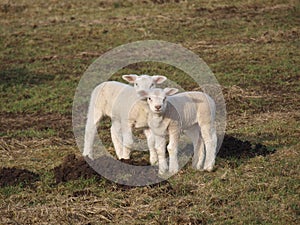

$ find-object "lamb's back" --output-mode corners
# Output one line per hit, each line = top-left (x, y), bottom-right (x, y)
(94, 81), (134, 118)
(167, 91), (214, 129)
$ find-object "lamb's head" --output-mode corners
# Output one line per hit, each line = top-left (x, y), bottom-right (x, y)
(122, 74), (167, 92)
(138, 88), (178, 114)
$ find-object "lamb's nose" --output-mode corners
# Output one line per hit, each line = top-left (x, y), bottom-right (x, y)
(155, 105), (161, 110)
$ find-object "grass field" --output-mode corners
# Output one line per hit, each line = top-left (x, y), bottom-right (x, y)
(0, 0), (299, 224)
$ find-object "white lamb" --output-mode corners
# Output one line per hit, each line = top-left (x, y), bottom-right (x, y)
(83, 74), (167, 160)
(138, 88), (218, 175)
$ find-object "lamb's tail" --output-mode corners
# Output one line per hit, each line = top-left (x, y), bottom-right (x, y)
(83, 83), (106, 159)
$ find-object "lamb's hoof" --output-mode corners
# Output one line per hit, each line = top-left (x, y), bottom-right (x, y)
(204, 166), (215, 172)
(158, 167), (168, 176)
(158, 171), (170, 179)
(158, 170), (167, 176)
(120, 158), (131, 164)
(120, 156), (130, 160)
(83, 154), (94, 161)
(121, 152), (131, 160)
(192, 163), (204, 171)
(169, 166), (179, 175)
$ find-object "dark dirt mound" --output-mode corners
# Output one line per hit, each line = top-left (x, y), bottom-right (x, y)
(119, 158), (150, 166)
(53, 154), (163, 186)
(86, 156), (163, 186)
(53, 154), (101, 184)
(0, 167), (40, 187)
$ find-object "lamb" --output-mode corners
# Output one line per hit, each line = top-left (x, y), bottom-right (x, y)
(138, 88), (218, 175)
(82, 74), (167, 160)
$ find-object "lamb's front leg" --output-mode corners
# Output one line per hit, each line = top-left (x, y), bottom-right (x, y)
(167, 130), (180, 174)
(111, 121), (123, 159)
(83, 100), (103, 159)
(144, 129), (158, 165)
(155, 135), (168, 175)
(121, 123), (134, 159)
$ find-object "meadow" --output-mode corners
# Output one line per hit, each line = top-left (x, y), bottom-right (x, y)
(0, 0), (299, 224)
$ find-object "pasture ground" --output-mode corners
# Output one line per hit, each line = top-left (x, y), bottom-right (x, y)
(0, 0), (299, 224)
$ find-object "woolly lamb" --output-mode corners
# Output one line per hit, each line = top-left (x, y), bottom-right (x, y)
(138, 88), (218, 174)
(83, 74), (167, 160)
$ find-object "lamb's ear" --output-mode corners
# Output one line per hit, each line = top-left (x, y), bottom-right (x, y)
(152, 75), (167, 84)
(137, 90), (149, 99)
(122, 74), (138, 83)
(164, 88), (178, 96)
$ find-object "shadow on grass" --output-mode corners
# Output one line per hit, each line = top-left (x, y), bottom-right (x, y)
(215, 134), (276, 169)
(218, 134), (276, 159)
(0, 67), (55, 88)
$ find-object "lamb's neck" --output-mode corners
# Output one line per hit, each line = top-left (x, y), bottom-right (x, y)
(151, 112), (164, 119)
(149, 112), (165, 127)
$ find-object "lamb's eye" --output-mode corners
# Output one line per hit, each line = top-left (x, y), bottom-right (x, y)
(148, 97), (152, 101)
(150, 84), (154, 88)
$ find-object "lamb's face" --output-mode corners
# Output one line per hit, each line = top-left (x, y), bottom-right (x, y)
(122, 74), (167, 92)
(134, 75), (156, 92)
(146, 89), (167, 114)
(138, 88), (179, 114)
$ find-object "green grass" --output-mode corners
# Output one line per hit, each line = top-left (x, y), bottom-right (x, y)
(0, 0), (299, 224)
(0, 128), (57, 139)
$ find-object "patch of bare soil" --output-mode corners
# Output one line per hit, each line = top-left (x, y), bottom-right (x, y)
(53, 154), (101, 184)
(53, 154), (163, 186)
(0, 167), (39, 187)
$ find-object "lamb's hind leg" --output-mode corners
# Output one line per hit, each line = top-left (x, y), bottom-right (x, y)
(201, 124), (217, 171)
(186, 125), (205, 170)
(83, 94), (103, 159)
(83, 117), (98, 159)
